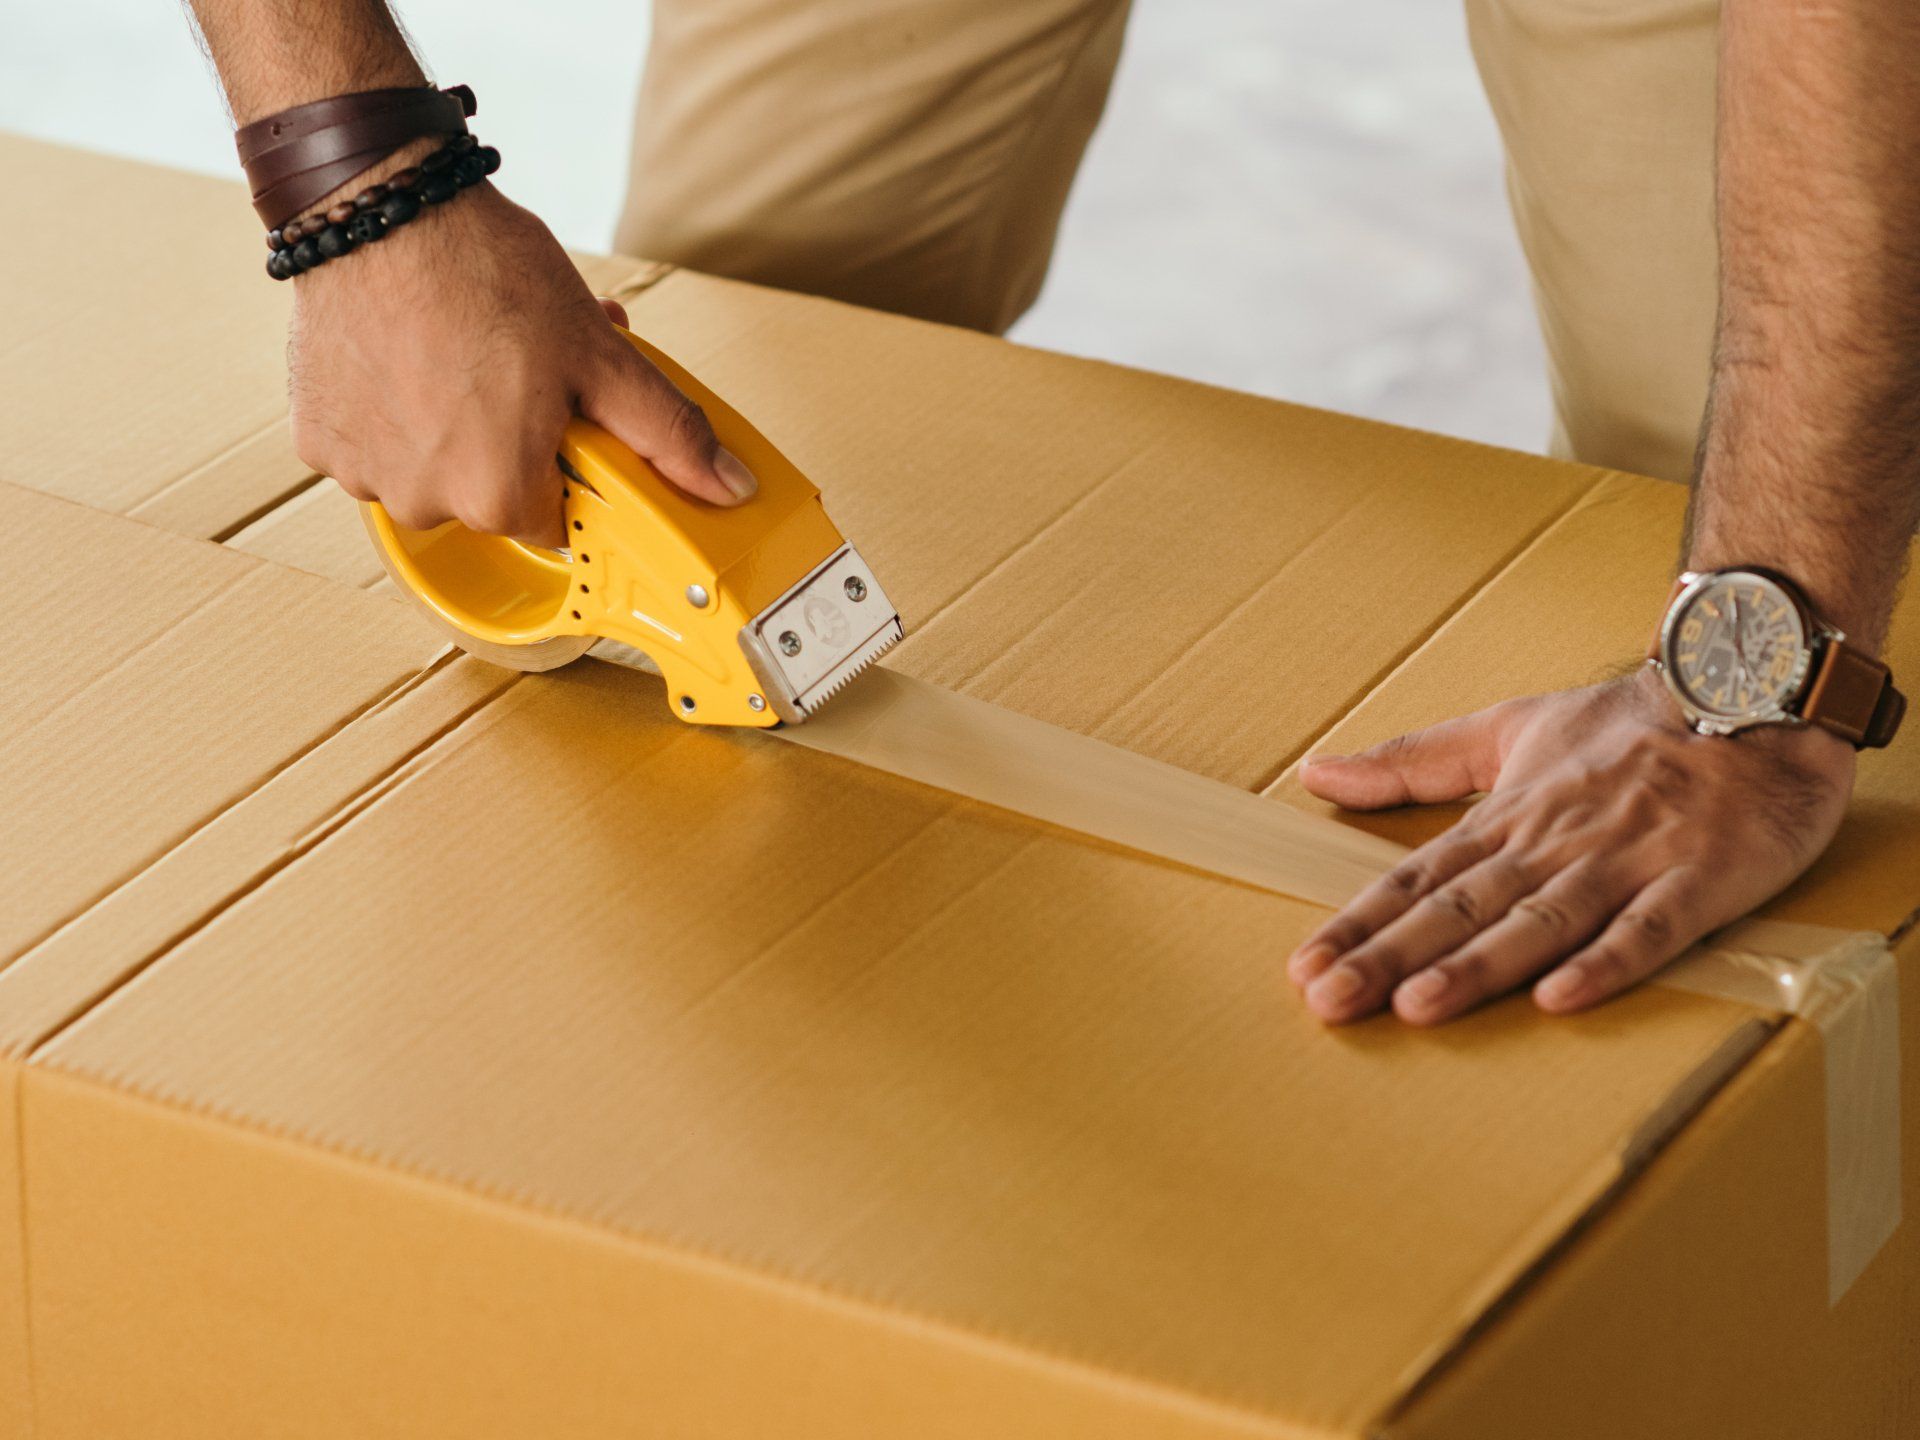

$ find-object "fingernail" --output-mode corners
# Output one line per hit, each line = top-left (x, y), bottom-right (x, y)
(1308, 965), (1365, 1010)
(1306, 753), (1347, 767)
(714, 446), (758, 500)
(1287, 943), (1335, 985)
(1398, 969), (1450, 1008)
(1535, 969), (1584, 1010)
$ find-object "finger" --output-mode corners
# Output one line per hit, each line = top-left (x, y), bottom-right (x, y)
(1299, 706), (1516, 811)
(579, 342), (757, 507)
(1288, 823), (1500, 986)
(1388, 857), (1636, 1025)
(1302, 851), (1541, 1019)
(378, 493), (455, 533)
(1533, 871), (1711, 1014)
(597, 296), (630, 328)
(499, 456), (569, 550)
(519, 457), (570, 549)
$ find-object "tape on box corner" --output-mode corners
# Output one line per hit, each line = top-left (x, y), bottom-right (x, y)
(1662, 920), (1902, 1305)
(590, 654), (1902, 1305)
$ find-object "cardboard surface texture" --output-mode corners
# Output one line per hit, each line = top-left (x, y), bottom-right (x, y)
(2, 139), (1917, 1439)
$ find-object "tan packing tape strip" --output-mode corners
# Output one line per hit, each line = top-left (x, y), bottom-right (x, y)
(779, 667), (1409, 907)
(776, 667), (1902, 1305)
(1662, 919), (1903, 1304)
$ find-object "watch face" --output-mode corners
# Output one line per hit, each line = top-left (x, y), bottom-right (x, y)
(1666, 571), (1810, 721)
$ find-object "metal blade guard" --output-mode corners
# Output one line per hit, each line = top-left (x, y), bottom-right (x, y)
(362, 326), (903, 727)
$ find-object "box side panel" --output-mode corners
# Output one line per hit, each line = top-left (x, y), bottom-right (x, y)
(1391, 927), (1915, 1440)
(0, 1061), (27, 1440)
(20, 1071), (1308, 1440)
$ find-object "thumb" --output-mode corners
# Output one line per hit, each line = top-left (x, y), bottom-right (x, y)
(1298, 707), (1512, 810)
(579, 341), (758, 507)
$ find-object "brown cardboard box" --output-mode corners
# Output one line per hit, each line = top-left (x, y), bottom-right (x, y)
(1, 138), (1914, 1438)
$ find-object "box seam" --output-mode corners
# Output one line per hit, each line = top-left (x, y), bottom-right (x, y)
(119, 412), (293, 533)
(1256, 472), (1634, 794)
(12, 659), (527, 1063)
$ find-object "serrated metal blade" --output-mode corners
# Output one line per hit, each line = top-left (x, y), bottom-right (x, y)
(738, 544), (904, 723)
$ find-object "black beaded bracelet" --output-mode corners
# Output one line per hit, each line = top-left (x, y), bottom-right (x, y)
(264, 133), (500, 281)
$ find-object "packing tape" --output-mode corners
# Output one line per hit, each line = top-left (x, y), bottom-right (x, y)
(778, 667), (1409, 907)
(777, 667), (1902, 1306)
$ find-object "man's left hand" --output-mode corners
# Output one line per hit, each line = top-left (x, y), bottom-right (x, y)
(1288, 668), (1855, 1025)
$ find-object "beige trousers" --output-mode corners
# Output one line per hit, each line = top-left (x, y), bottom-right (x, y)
(616, 0), (1718, 484)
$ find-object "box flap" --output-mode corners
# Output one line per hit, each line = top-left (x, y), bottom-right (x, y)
(0, 483), (456, 975)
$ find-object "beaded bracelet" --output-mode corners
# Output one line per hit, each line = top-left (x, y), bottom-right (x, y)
(264, 133), (500, 281)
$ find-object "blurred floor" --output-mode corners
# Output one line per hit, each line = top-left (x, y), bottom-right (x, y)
(4, 1), (1549, 452)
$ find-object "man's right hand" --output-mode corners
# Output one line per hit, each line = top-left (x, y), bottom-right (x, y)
(287, 176), (757, 549)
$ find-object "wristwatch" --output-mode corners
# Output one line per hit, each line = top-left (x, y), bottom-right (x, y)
(1647, 566), (1905, 747)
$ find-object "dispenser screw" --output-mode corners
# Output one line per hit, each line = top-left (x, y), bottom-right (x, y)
(779, 631), (802, 656)
(685, 584), (710, 608)
(844, 576), (867, 602)
(748, 694), (766, 712)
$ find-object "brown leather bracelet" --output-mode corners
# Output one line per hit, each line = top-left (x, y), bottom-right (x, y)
(235, 84), (476, 230)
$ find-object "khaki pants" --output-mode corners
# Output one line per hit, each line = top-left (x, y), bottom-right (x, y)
(616, 0), (1718, 484)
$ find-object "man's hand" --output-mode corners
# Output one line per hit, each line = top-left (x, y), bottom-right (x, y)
(181, 0), (754, 549)
(290, 179), (756, 548)
(1286, 669), (1855, 1025)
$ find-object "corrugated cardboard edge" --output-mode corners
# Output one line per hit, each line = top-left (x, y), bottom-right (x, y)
(20, 1067), (1341, 1440)
(1367, 1006), (1783, 1436)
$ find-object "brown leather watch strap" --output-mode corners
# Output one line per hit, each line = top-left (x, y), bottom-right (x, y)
(236, 84), (476, 229)
(1803, 640), (1906, 748)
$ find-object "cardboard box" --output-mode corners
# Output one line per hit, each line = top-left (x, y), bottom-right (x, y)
(1, 139), (1914, 1438)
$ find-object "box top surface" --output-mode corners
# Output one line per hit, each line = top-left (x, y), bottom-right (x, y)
(8, 140), (1916, 1438)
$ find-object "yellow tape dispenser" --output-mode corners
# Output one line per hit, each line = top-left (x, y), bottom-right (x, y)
(363, 328), (903, 727)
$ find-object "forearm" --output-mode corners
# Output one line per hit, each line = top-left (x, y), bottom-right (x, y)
(185, 0), (424, 124)
(1686, 0), (1920, 653)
